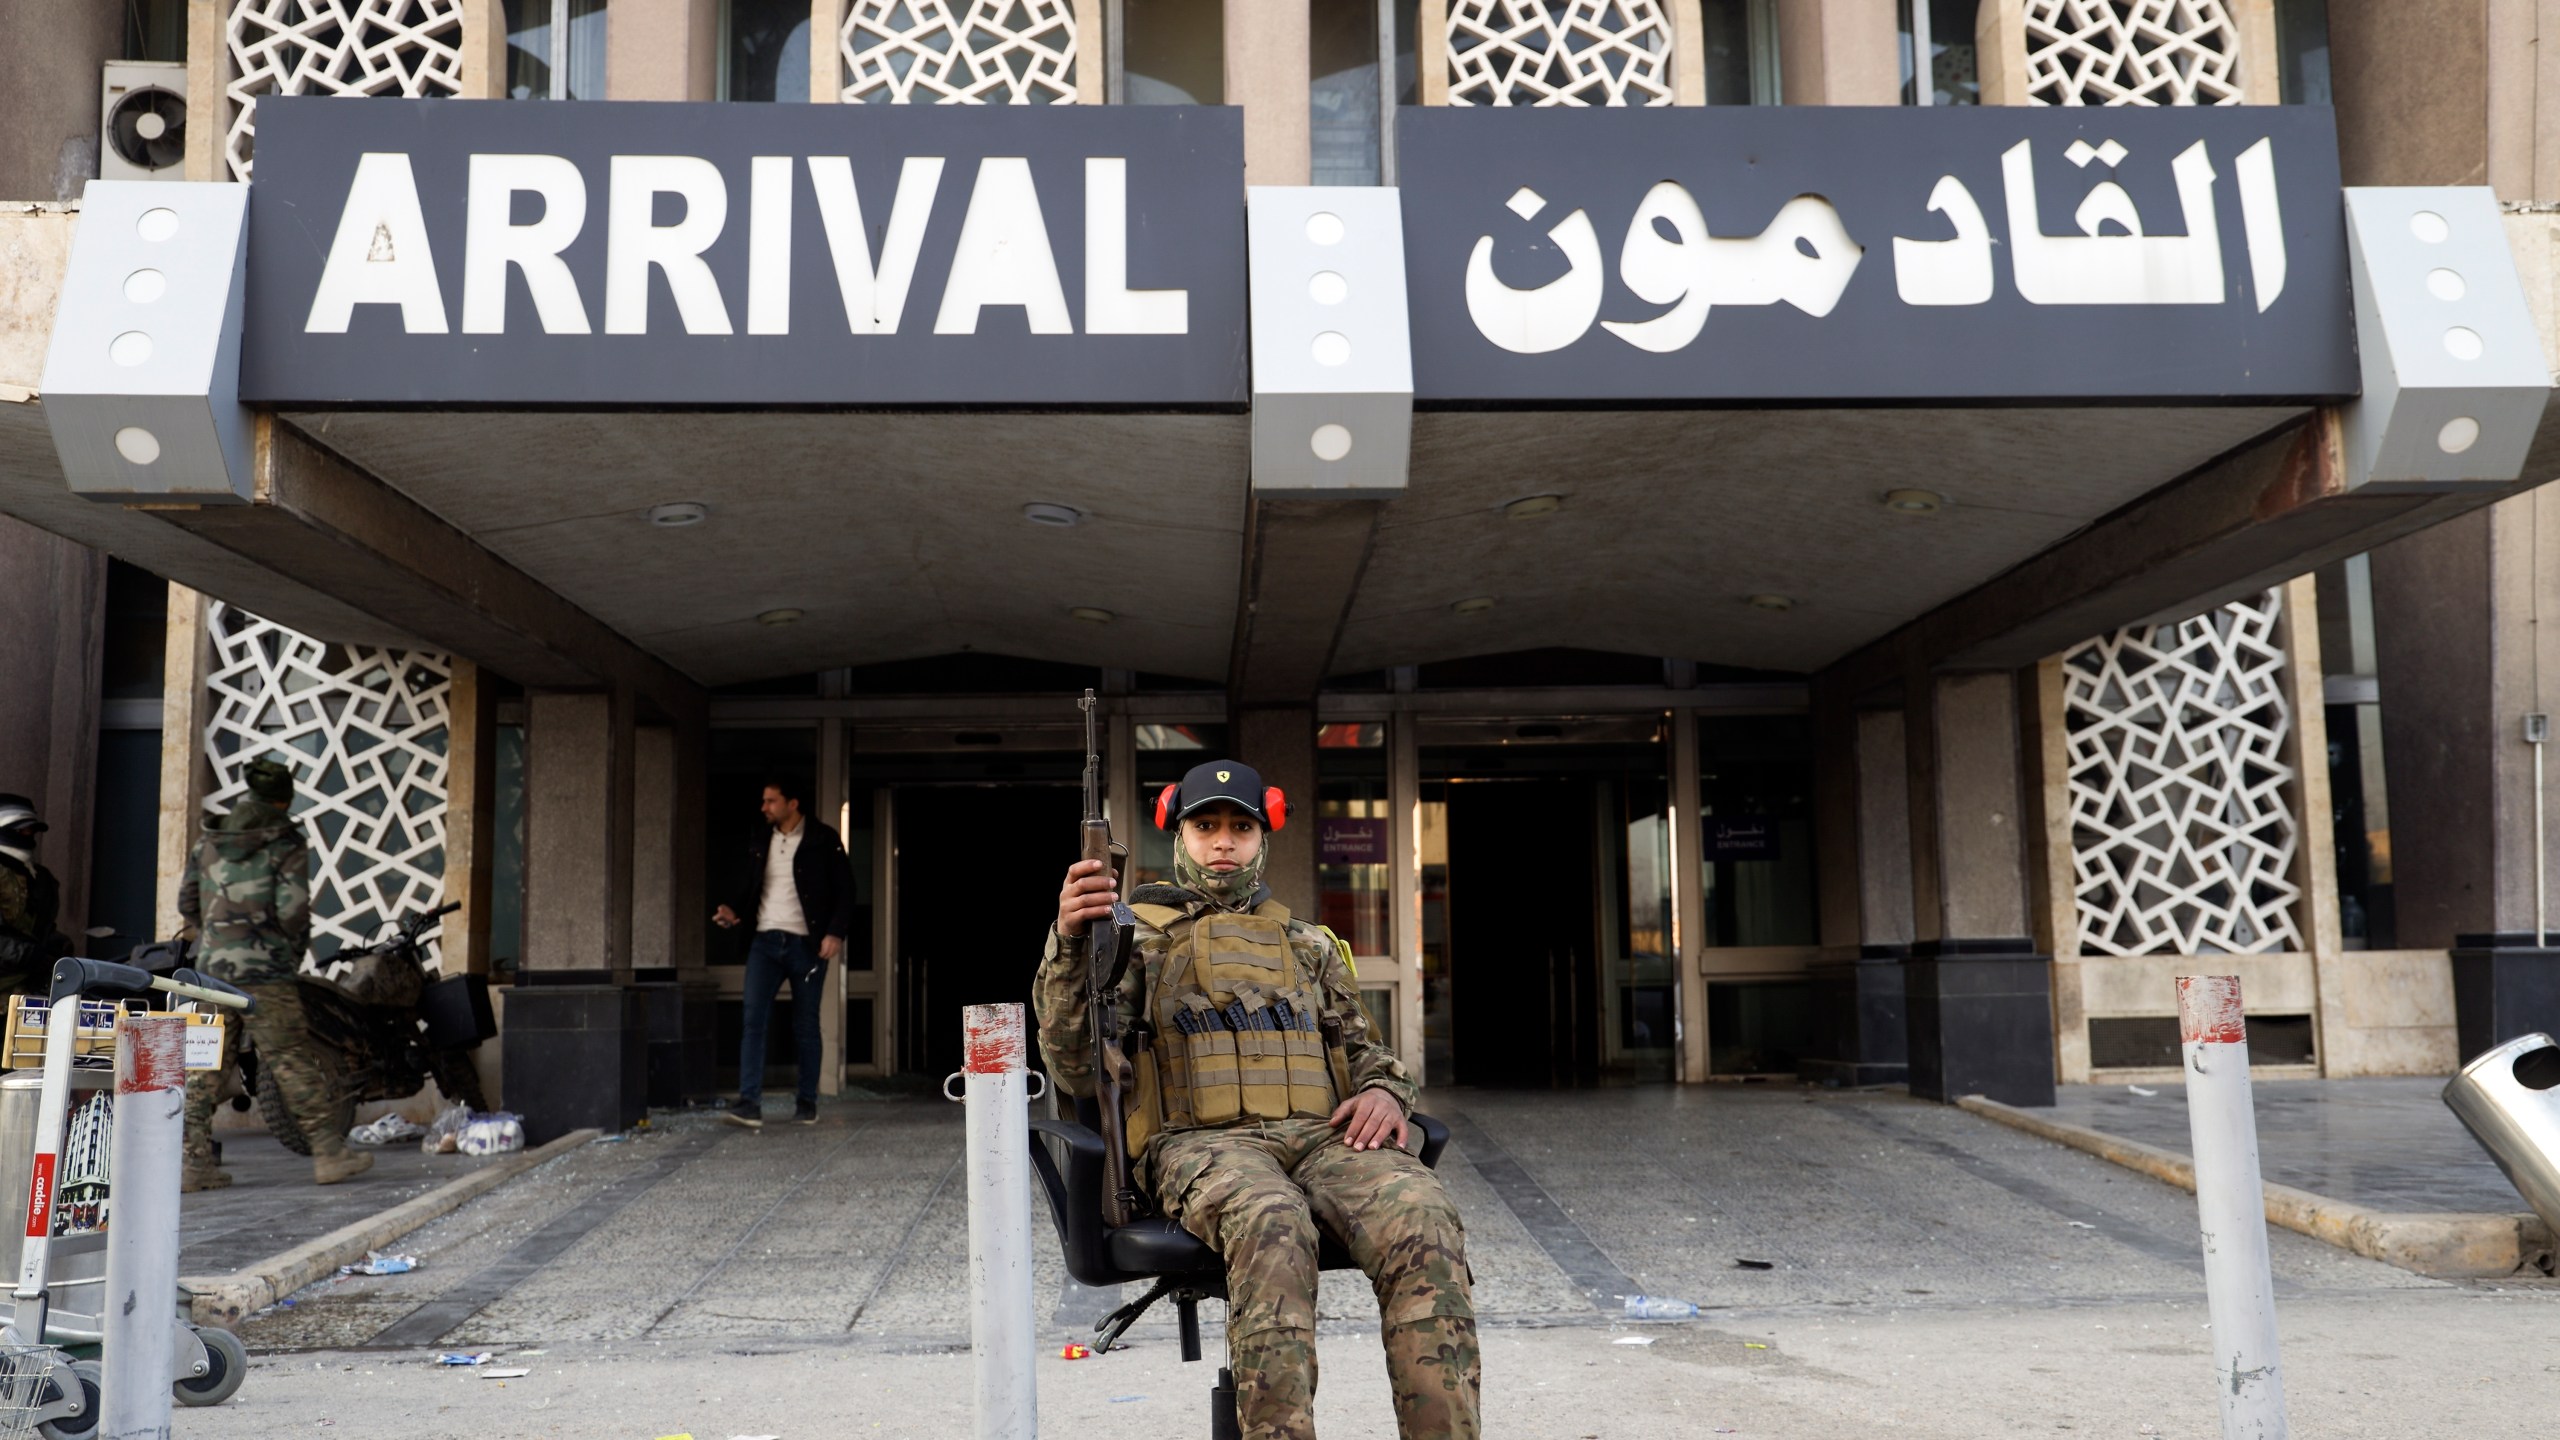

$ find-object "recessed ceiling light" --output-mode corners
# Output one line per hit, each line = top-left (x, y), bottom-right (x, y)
(1023, 502), (1083, 528)
(1882, 488), (1944, 515)
(1451, 596), (1497, 615)
(1069, 606), (1115, 624)
(756, 608), (803, 626)
(647, 501), (709, 527)
(1503, 494), (1563, 520)
(1746, 594), (1794, 612)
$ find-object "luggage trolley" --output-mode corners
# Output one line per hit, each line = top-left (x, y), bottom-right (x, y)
(0, 958), (255, 1437)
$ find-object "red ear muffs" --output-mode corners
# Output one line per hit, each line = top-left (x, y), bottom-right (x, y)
(1154, 783), (1180, 831)
(1264, 787), (1287, 831)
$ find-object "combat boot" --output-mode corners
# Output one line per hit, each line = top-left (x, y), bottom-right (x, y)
(313, 1149), (374, 1185)
(182, 1165), (232, 1193)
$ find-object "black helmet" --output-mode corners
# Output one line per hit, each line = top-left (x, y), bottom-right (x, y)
(0, 793), (44, 840)
(1152, 761), (1287, 832)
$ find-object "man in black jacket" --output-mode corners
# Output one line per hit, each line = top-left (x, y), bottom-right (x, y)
(713, 777), (854, 1127)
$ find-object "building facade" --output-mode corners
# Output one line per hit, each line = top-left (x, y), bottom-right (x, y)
(3, 0), (2557, 1140)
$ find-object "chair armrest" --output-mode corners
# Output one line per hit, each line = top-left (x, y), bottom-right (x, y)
(1411, 1111), (1449, 1170)
(1028, 1116), (1125, 1289)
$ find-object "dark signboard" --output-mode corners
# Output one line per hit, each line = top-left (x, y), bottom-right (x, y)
(241, 98), (1246, 407)
(1319, 818), (1388, 865)
(1397, 105), (2356, 405)
(1706, 818), (1780, 862)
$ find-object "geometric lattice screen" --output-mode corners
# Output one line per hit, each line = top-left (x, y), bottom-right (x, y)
(1445, 0), (1675, 107)
(2022, 0), (2243, 106)
(840, 0), (1082, 104)
(202, 604), (452, 973)
(222, 0), (466, 181)
(2062, 589), (2302, 956)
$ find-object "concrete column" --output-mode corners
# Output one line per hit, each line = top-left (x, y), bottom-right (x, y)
(1234, 705), (1318, 917)
(1799, 680), (1913, 1088)
(2372, 490), (2560, 1057)
(152, 585), (213, 936)
(1671, 709), (1707, 1083)
(1973, 0), (2029, 105)
(1669, 0), (1708, 104)
(631, 723), (678, 976)
(1225, 0), (1310, 187)
(439, 660), (500, 976)
(2271, 577), (2348, 1074)
(815, 717), (845, 1097)
(1901, 668), (2054, 1105)
(523, 688), (637, 977)
(609, 0), (721, 101)
(0, 0), (121, 201)
(1388, 705), (1426, 1083)
(1772, 0), (1899, 104)
(459, 0), (510, 98)
(0, 516), (107, 938)
(2325, 0), (2490, 188)
(1854, 708), (1916, 948)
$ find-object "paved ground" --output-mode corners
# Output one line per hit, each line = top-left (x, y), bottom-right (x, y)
(2044, 1077), (2521, 1214)
(180, 1130), (497, 1277)
(148, 1084), (2560, 1437)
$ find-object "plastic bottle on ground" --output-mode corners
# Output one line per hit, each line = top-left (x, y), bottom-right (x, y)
(1623, 1295), (1699, 1320)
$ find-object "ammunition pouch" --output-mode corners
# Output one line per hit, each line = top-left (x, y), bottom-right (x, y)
(1123, 898), (1342, 1157)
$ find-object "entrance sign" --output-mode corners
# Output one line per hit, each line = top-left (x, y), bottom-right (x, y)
(242, 98), (1245, 406)
(1397, 106), (2356, 405)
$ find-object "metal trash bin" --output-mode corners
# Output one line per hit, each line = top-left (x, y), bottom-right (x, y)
(0, 1068), (114, 1343)
(2442, 1031), (2560, 1236)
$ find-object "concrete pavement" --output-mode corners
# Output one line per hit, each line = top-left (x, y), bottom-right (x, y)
(159, 1086), (2560, 1436)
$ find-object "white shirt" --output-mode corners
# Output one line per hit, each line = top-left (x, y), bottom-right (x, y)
(757, 819), (809, 935)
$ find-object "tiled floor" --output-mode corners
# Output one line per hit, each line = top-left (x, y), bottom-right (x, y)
(2044, 1076), (2527, 1214)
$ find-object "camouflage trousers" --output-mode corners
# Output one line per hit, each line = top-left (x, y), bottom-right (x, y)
(184, 982), (347, 1164)
(1153, 1116), (1479, 1440)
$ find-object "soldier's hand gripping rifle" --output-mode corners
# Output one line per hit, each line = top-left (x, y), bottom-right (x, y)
(1079, 690), (1145, 1227)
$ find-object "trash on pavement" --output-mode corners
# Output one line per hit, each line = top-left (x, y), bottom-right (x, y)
(460, 1112), (526, 1156)
(478, 1367), (532, 1379)
(1623, 1295), (1700, 1319)
(2067, 1220), (2097, 1230)
(340, 1252), (420, 1276)
(2127, 1085), (2159, 1097)
(420, 1100), (472, 1154)
(1744, 1343), (1769, 1350)
(1733, 1258), (1775, 1270)
(1612, 1336), (1656, 1346)
(350, 1113), (427, 1146)
(1108, 1396), (1146, 1403)
(1059, 1344), (1091, 1360)
(436, 1352), (494, 1366)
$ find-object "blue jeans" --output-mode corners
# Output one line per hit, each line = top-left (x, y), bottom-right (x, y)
(738, 930), (824, 1107)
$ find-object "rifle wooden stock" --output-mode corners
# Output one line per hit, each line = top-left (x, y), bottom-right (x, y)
(1078, 692), (1143, 1229)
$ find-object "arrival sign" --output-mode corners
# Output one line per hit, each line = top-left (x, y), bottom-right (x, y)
(1397, 105), (2357, 405)
(240, 97), (1246, 406)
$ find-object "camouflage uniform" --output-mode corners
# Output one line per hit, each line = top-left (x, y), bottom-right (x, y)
(178, 762), (353, 1174)
(0, 852), (67, 999)
(1035, 873), (1480, 1440)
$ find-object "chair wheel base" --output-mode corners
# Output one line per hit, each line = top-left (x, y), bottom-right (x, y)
(1210, 1366), (1240, 1440)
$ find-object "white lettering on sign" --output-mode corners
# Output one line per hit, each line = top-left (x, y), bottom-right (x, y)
(303, 151), (1188, 339)
(306, 152), (450, 334)
(1468, 136), (2295, 353)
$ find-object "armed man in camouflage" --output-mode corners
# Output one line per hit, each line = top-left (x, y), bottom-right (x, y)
(1035, 760), (1478, 1440)
(0, 794), (70, 999)
(178, 758), (373, 1189)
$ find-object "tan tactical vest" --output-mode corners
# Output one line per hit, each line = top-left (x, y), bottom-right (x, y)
(1121, 896), (1353, 1159)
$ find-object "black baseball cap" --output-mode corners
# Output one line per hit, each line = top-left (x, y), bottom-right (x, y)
(1159, 760), (1282, 830)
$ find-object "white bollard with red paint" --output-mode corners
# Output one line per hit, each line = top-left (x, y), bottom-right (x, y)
(2176, 975), (2289, 1440)
(101, 1014), (187, 1440)
(954, 1003), (1039, 1440)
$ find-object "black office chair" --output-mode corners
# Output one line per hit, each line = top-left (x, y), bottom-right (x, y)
(1028, 1097), (1451, 1439)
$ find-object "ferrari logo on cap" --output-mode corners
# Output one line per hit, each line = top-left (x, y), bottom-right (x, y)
(1216, 770), (1231, 782)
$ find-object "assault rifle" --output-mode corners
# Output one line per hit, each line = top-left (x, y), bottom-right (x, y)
(1079, 690), (1145, 1227)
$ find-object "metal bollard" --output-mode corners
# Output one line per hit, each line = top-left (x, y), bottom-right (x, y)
(2177, 975), (2289, 1440)
(2442, 1031), (2560, 1237)
(950, 1003), (1041, 1440)
(100, 1015), (186, 1440)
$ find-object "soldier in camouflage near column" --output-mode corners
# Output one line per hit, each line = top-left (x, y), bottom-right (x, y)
(1034, 760), (1479, 1440)
(178, 757), (373, 1190)
(0, 794), (71, 999)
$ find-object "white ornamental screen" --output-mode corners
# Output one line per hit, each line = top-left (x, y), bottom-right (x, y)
(841, 0), (1081, 104)
(1446, 0), (1675, 107)
(2022, 0), (2242, 106)
(202, 604), (452, 973)
(2063, 589), (2302, 957)
(223, 0), (467, 181)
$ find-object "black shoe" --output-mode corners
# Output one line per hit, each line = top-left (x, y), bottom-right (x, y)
(793, 1099), (819, 1125)
(722, 1098), (764, 1130)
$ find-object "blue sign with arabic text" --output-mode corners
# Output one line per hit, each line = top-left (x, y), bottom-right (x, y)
(1397, 106), (2355, 405)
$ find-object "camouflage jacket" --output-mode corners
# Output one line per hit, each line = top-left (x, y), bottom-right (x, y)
(177, 799), (311, 984)
(0, 854), (66, 992)
(1032, 883), (1416, 1124)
